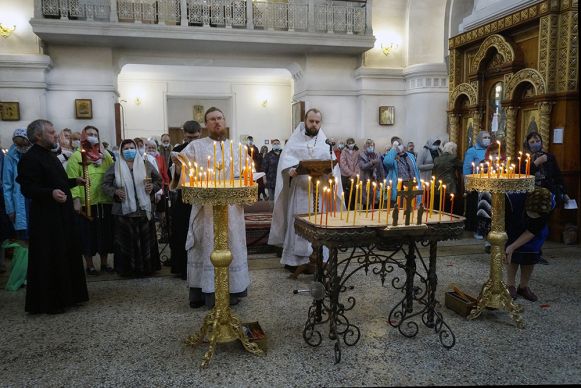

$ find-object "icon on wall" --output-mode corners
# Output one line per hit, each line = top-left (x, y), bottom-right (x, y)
(379, 106), (395, 126)
(193, 105), (204, 123)
(75, 99), (93, 119)
(0, 102), (20, 121)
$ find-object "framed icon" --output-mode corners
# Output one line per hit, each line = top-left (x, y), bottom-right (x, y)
(379, 106), (395, 125)
(75, 99), (93, 119)
(193, 105), (204, 123)
(0, 102), (20, 121)
(291, 101), (305, 131)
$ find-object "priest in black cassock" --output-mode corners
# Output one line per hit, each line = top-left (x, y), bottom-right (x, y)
(169, 120), (202, 279)
(17, 119), (89, 314)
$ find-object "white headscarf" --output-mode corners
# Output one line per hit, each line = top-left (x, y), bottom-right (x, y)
(114, 140), (152, 220)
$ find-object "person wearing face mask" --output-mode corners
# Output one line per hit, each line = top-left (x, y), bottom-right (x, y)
(71, 131), (82, 151)
(383, 136), (422, 204)
(102, 139), (162, 277)
(339, 137), (360, 208)
(462, 130), (491, 233)
(66, 126), (115, 276)
(2, 129), (32, 245)
(417, 137), (442, 182)
(146, 139), (170, 243)
(269, 108), (343, 278)
(262, 139), (283, 200)
(56, 128), (73, 167)
(358, 139), (385, 209)
(524, 132), (568, 206)
(158, 133), (172, 168)
(16, 119), (89, 314)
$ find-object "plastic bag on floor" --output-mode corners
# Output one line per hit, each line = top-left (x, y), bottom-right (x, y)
(2, 240), (28, 291)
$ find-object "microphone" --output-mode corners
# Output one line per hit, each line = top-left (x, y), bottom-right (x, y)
(293, 282), (326, 301)
(325, 138), (333, 146)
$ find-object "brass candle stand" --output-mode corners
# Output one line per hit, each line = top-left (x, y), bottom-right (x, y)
(181, 183), (263, 367)
(464, 175), (535, 327)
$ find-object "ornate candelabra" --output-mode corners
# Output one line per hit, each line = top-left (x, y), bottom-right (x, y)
(464, 175), (535, 327)
(182, 183), (263, 367)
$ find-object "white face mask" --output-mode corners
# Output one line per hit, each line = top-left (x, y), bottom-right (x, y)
(482, 138), (491, 147)
(162, 142), (171, 148)
(86, 135), (99, 145)
(272, 144), (281, 151)
(347, 143), (355, 149)
(138, 147), (145, 155)
(72, 140), (81, 148)
(397, 144), (405, 153)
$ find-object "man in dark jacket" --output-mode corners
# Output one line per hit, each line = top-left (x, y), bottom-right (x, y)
(262, 139), (282, 200)
(17, 119), (88, 314)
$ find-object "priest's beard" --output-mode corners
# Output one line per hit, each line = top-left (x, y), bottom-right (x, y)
(305, 125), (319, 138)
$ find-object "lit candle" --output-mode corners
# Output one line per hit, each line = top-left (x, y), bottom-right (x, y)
(204, 171), (208, 188)
(346, 178), (354, 223)
(438, 181), (443, 221)
(429, 177), (435, 215)
(320, 187), (326, 226)
(365, 179), (371, 217)
(230, 157), (234, 186)
(340, 192), (344, 220)
(315, 180), (320, 221)
(239, 143), (243, 186)
(526, 153), (531, 175)
(334, 177), (339, 217)
(180, 162), (186, 187)
(353, 182), (358, 225)
(439, 184), (446, 222)
(397, 179), (402, 208)
(359, 182), (363, 216)
(371, 182), (377, 221)
(308, 176), (312, 221)
(213, 142), (217, 172)
(250, 162), (255, 185)
(518, 151), (522, 176)
(386, 185), (392, 223)
(378, 183), (384, 223)
(450, 193), (455, 220)
(325, 188), (329, 226)
(497, 140), (502, 160)
(471, 162), (475, 175)
(487, 161), (491, 178)
(188, 169), (194, 187)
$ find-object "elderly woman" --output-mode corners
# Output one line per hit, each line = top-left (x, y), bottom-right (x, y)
(102, 139), (162, 277)
(416, 136), (442, 182)
(358, 138), (385, 208)
(56, 128), (74, 167)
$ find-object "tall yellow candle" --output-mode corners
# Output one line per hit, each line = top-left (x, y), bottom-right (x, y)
(213, 141), (217, 172)
(315, 180), (320, 221)
(378, 183), (384, 223)
(346, 178), (354, 223)
(340, 192), (344, 220)
(180, 163), (186, 186)
(308, 176), (312, 221)
(429, 178), (435, 216)
(365, 179), (371, 216)
(397, 179), (402, 208)
(230, 157), (234, 186)
(353, 183), (359, 225)
(239, 143), (243, 185)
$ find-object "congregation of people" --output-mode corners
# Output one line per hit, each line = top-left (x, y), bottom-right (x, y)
(0, 107), (568, 314)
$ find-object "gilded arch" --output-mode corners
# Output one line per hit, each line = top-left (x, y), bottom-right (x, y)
(503, 68), (547, 101)
(449, 82), (478, 110)
(470, 34), (516, 74)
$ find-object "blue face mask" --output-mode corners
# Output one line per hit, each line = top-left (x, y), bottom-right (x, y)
(367, 147), (374, 154)
(529, 142), (542, 153)
(123, 149), (137, 161)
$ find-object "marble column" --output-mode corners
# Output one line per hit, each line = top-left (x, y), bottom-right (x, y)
(538, 102), (553, 150)
(505, 107), (517, 158)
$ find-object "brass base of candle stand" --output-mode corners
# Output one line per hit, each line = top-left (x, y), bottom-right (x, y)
(464, 175), (535, 328)
(182, 185), (263, 367)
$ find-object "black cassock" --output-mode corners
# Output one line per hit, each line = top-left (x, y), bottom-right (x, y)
(17, 144), (89, 313)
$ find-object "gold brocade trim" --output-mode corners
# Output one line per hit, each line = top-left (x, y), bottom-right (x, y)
(469, 34), (516, 74)
(449, 82), (478, 110)
(504, 68), (547, 100)
(464, 175), (535, 193)
(182, 185), (258, 206)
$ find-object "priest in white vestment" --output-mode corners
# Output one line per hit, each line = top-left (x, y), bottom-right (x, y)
(268, 108), (342, 272)
(177, 107), (249, 308)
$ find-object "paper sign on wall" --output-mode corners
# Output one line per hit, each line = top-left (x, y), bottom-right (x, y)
(553, 128), (564, 144)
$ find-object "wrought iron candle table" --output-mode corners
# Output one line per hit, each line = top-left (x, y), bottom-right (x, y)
(294, 208), (465, 363)
(182, 182), (263, 367)
(464, 174), (535, 328)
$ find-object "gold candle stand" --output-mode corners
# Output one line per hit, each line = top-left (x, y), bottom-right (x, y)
(464, 175), (535, 328)
(182, 183), (263, 367)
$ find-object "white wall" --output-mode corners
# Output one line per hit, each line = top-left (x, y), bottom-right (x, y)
(407, 0), (447, 65)
(0, 0), (40, 55)
(167, 97), (231, 129)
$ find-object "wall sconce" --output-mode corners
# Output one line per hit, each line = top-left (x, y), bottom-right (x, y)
(0, 23), (16, 38)
(134, 97), (142, 106)
(261, 99), (268, 108)
(381, 42), (399, 56)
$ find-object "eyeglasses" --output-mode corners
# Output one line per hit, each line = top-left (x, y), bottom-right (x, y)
(207, 116), (224, 122)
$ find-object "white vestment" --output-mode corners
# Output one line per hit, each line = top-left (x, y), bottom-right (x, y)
(179, 137), (250, 293)
(268, 123), (343, 266)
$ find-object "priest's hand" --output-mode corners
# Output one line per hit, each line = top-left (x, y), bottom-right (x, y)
(52, 189), (67, 203)
(289, 168), (298, 177)
(73, 198), (81, 213)
(75, 177), (86, 186)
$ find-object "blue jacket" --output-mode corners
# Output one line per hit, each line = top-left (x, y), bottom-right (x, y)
(382, 149), (422, 202)
(462, 144), (487, 175)
(2, 145), (28, 231)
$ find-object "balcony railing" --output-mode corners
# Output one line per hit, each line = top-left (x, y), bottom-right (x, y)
(37, 0), (368, 34)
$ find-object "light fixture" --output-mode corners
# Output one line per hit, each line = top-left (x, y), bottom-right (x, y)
(381, 42), (398, 56)
(0, 23), (16, 38)
(261, 99), (268, 108)
(134, 97), (142, 106)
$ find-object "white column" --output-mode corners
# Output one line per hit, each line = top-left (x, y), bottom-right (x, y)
(34, 0), (42, 18)
(180, 0), (188, 26)
(308, 0), (315, 32)
(110, 0), (118, 22)
(246, 0), (254, 29)
(365, 0), (373, 35)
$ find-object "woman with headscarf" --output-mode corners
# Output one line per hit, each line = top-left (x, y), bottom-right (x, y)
(417, 136), (442, 182)
(71, 131), (82, 151)
(462, 130), (492, 232)
(66, 126), (115, 275)
(102, 139), (162, 277)
(56, 128), (73, 167)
